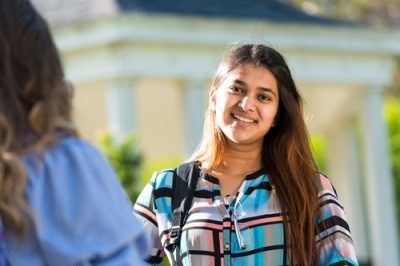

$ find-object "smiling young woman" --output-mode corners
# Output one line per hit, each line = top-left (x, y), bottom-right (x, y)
(135, 44), (358, 266)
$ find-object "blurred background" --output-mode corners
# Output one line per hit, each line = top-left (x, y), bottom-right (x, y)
(31, 0), (400, 265)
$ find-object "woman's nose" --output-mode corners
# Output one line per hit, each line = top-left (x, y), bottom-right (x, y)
(238, 96), (255, 112)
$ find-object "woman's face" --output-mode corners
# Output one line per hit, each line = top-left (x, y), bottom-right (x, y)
(211, 63), (279, 148)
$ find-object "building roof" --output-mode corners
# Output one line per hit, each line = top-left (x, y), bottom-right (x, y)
(116, 0), (348, 25)
(32, 0), (118, 26)
(32, 0), (349, 27)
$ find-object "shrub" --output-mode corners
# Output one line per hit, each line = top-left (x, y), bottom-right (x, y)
(97, 132), (143, 202)
(385, 98), (400, 223)
(310, 134), (328, 173)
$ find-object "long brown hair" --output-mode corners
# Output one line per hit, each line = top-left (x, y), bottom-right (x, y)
(190, 44), (320, 264)
(0, 0), (77, 237)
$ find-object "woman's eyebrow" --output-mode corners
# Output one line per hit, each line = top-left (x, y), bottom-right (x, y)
(233, 79), (246, 86)
(233, 79), (276, 96)
(259, 87), (276, 96)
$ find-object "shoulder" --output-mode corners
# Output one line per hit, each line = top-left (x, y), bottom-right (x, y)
(47, 137), (104, 160)
(20, 136), (132, 218)
(21, 137), (121, 201)
(314, 173), (346, 223)
(22, 137), (108, 174)
(151, 167), (176, 191)
(136, 167), (176, 205)
(137, 161), (199, 208)
(151, 161), (199, 190)
(315, 172), (339, 198)
(136, 168), (176, 216)
(22, 137), (101, 162)
(314, 173), (346, 216)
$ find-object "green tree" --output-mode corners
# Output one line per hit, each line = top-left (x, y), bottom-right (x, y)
(385, 98), (400, 222)
(287, 0), (400, 27)
(97, 133), (143, 202)
(310, 134), (328, 173)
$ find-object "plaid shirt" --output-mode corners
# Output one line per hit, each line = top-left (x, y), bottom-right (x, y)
(135, 165), (358, 266)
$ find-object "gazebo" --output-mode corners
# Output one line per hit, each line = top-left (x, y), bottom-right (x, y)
(33, 0), (400, 265)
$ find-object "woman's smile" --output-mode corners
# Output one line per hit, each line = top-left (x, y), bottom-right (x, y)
(231, 113), (257, 124)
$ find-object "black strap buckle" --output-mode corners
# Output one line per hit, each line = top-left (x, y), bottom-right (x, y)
(169, 226), (181, 240)
(164, 226), (181, 252)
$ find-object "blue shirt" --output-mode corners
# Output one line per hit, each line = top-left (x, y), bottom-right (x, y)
(5, 137), (149, 265)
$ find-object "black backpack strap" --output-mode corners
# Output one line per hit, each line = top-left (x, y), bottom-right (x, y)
(164, 161), (200, 265)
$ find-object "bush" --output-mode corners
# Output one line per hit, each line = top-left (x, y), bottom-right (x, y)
(97, 132), (143, 202)
(310, 134), (328, 173)
(384, 98), (400, 223)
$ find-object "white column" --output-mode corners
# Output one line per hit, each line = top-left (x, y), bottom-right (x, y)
(182, 79), (207, 156)
(106, 78), (137, 138)
(361, 88), (400, 266)
(326, 123), (370, 263)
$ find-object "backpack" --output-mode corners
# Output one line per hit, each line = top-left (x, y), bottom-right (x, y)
(163, 162), (200, 266)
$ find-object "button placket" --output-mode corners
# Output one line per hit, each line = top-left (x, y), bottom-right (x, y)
(214, 198), (232, 266)
(223, 225), (231, 266)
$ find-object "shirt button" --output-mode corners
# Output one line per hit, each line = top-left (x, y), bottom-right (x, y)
(225, 243), (230, 250)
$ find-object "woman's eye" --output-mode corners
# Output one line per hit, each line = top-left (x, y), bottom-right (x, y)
(230, 86), (243, 93)
(259, 94), (271, 101)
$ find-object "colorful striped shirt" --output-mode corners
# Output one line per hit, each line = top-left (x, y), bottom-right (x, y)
(134, 165), (358, 266)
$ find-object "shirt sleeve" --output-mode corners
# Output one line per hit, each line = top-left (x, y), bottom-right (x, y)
(134, 171), (166, 265)
(18, 137), (150, 266)
(315, 173), (359, 266)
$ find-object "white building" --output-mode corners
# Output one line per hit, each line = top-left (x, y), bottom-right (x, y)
(32, 0), (400, 265)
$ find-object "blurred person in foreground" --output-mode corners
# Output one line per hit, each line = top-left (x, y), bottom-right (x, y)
(0, 0), (149, 264)
(135, 44), (358, 265)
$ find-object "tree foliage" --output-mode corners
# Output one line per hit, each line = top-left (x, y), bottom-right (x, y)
(385, 97), (400, 221)
(97, 133), (143, 202)
(287, 0), (400, 27)
(310, 134), (328, 173)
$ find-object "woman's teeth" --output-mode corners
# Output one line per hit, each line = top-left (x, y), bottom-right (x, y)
(233, 114), (255, 123)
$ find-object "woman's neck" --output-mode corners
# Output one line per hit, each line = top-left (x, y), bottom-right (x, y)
(207, 143), (262, 197)
(212, 142), (262, 178)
